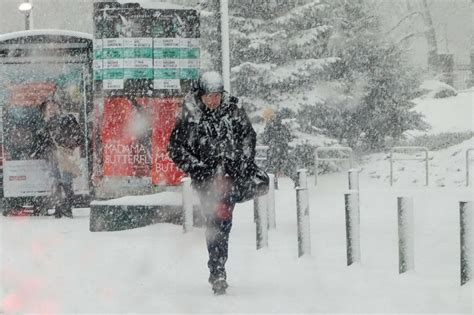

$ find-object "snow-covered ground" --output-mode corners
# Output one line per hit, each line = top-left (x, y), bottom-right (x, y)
(1, 175), (472, 314)
(1, 86), (473, 314)
(410, 85), (473, 136)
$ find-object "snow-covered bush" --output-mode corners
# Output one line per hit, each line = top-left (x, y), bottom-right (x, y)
(418, 80), (458, 99)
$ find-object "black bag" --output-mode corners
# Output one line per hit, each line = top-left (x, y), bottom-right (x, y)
(50, 114), (83, 149)
(231, 162), (269, 203)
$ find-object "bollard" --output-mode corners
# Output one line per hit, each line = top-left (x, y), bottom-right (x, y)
(398, 196), (415, 274)
(255, 195), (268, 249)
(460, 201), (473, 286)
(296, 169), (311, 257)
(348, 169), (359, 190)
(182, 177), (193, 233)
(267, 174), (276, 229)
(345, 192), (361, 265)
(274, 173), (279, 190)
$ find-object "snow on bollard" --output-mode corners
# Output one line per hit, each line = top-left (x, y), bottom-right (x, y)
(255, 194), (268, 250)
(182, 177), (193, 233)
(267, 174), (276, 229)
(460, 201), (473, 286)
(345, 192), (361, 265)
(398, 196), (415, 274)
(296, 169), (311, 257)
(348, 169), (359, 191)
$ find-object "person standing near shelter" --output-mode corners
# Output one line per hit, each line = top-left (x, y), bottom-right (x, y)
(168, 71), (268, 295)
(35, 97), (83, 218)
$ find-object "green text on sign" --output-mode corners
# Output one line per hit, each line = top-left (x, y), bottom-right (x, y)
(180, 48), (200, 59)
(102, 48), (124, 59)
(124, 68), (154, 79)
(180, 68), (199, 79)
(94, 50), (103, 59)
(124, 48), (153, 59)
(154, 48), (181, 59)
(103, 69), (124, 79)
(154, 69), (179, 79)
(93, 70), (103, 81)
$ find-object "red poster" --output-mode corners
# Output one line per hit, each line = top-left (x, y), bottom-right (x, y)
(101, 97), (152, 177)
(8, 82), (56, 107)
(149, 97), (185, 185)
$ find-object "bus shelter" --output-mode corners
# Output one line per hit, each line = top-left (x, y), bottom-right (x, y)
(0, 30), (93, 215)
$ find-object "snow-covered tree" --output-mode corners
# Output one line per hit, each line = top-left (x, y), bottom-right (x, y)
(297, 0), (427, 150)
(200, 0), (427, 153)
(227, 1), (337, 118)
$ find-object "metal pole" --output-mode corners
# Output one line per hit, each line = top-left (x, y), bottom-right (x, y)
(255, 195), (268, 250)
(314, 151), (319, 185)
(390, 150), (394, 186)
(220, 0), (231, 92)
(398, 196), (414, 274)
(460, 201), (473, 286)
(25, 12), (30, 30)
(345, 192), (361, 265)
(425, 149), (429, 186)
(296, 169), (311, 257)
(182, 178), (193, 233)
(267, 174), (276, 229)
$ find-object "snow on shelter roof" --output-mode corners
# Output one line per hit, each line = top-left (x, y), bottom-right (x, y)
(0, 29), (93, 43)
(116, 0), (195, 10)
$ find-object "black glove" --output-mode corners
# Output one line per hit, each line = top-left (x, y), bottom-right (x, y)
(191, 164), (215, 181)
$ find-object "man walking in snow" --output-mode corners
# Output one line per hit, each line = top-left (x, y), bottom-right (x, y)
(168, 71), (268, 295)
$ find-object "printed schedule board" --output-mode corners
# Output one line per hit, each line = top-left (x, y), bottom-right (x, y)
(93, 2), (200, 93)
(92, 2), (199, 195)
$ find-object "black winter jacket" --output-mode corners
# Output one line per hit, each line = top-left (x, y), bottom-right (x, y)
(168, 92), (256, 185)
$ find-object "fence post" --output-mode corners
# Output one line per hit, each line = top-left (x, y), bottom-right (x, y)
(345, 192), (361, 265)
(398, 196), (415, 274)
(267, 173), (276, 229)
(296, 169), (311, 257)
(182, 177), (193, 233)
(460, 201), (473, 286)
(348, 169), (359, 190)
(255, 195), (268, 250)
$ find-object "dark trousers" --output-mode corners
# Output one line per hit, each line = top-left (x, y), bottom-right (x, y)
(51, 162), (74, 214)
(196, 178), (235, 280)
(57, 172), (75, 213)
(205, 214), (233, 279)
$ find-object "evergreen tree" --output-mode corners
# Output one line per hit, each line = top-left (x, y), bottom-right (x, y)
(297, 0), (427, 150)
(227, 0), (336, 116)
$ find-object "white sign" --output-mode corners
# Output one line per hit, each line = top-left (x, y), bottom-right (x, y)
(3, 159), (90, 197)
(3, 160), (55, 197)
(153, 79), (181, 90)
(104, 79), (124, 90)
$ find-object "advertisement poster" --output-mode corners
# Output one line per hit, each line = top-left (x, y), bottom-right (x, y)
(0, 63), (90, 197)
(101, 97), (152, 178)
(149, 98), (185, 185)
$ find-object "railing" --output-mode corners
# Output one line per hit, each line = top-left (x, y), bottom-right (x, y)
(255, 145), (269, 169)
(390, 146), (429, 186)
(314, 146), (353, 185)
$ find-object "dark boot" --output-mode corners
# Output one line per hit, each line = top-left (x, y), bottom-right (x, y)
(54, 208), (62, 218)
(212, 277), (228, 295)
